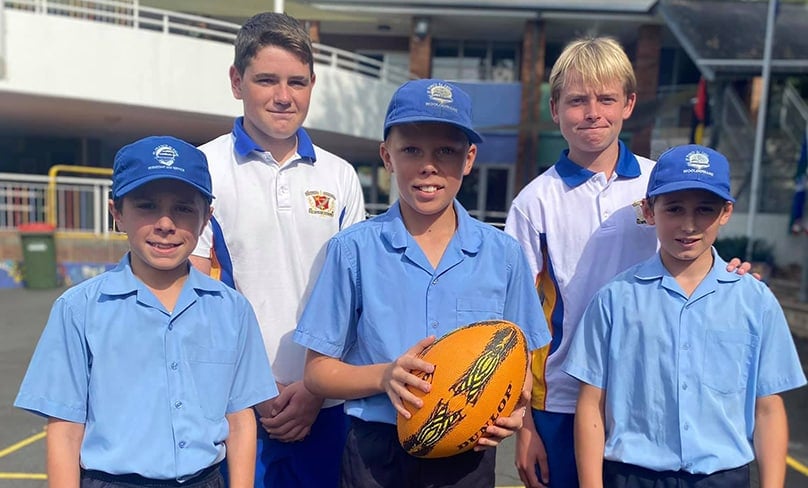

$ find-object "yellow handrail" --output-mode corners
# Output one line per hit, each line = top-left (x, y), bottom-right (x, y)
(47, 165), (112, 227)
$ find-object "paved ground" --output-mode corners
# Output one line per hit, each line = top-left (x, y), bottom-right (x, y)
(1, 286), (807, 487)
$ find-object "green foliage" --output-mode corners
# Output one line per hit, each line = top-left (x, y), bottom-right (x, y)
(714, 236), (775, 265)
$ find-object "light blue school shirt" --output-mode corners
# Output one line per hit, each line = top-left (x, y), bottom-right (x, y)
(14, 254), (278, 481)
(294, 200), (551, 425)
(563, 251), (806, 474)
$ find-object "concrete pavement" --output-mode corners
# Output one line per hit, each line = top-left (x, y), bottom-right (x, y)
(1, 286), (807, 487)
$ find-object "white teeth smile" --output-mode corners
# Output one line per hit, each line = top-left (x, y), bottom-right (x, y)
(418, 186), (438, 193)
(151, 243), (177, 249)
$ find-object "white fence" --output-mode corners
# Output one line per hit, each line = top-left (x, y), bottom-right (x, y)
(2, 0), (414, 85)
(0, 173), (114, 236)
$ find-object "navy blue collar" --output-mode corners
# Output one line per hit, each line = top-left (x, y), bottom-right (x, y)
(231, 117), (317, 162)
(554, 141), (641, 188)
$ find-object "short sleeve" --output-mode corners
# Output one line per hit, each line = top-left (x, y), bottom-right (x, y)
(562, 290), (612, 389)
(14, 297), (90, 422)
(294, 237), (359, 359)
(503, 240), (551, 351)
(755, 289), (807, 397)
(226, 299), (278, 413)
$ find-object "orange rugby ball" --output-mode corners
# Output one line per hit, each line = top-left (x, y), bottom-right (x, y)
(396, 320), (529, 458)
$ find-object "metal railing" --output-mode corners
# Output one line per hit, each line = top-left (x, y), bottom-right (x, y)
(0, 172), (117, 238)
(2, 0), (414, 85)
(780, 81), (808, 147)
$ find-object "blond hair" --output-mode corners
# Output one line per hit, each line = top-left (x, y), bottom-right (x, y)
(549, 37), (636, 103)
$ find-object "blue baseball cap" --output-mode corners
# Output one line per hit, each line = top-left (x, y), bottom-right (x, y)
(112, 136), (214, 202)
(383, 79), (483, 144)
(647, 144), (735, 202)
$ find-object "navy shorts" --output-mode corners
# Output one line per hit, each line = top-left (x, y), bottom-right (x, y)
(80, 462), (223, 488)
(603, 460), (751, 488)
(531, 409), (578, 487)
(341, 417), (496, 488)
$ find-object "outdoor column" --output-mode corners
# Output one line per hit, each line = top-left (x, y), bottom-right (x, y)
(408, 17), (431, 79)
(631, 24), (661, 158)
(515, 19), (545, 191)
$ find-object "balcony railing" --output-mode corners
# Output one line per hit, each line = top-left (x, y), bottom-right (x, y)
(2, 0), (415, 85)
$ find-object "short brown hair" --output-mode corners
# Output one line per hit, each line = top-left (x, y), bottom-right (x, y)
(233, 12), (314, 76)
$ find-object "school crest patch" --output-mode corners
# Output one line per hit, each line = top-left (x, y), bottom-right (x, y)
(306, 190), (336, 217)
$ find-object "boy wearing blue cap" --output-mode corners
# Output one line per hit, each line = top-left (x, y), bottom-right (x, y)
(292, 79), (552, 487)
(564, 144), (806, 487)
(14, 136), (279, 488)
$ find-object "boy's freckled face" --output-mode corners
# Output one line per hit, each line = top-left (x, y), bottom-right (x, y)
(380, 123), (475, 221)
(230, 45), (315, 147)
(551, 73), (635, 162)
(111, 180), (212, 280)
(643, 189), (733, 273)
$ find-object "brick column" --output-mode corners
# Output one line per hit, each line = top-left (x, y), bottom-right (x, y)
(630, 24), (661, 158)
(515, 19), (545, 191)
(408, 17), (432, 79)
(304, 20), (320, 44)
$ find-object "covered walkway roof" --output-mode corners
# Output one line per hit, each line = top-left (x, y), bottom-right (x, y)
(660, 0), (808, 80)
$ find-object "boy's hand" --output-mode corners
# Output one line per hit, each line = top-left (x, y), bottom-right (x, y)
(256, 381), (324, 442)
(383, 336), (436, 419)
(516, 424), (550, 488)
(474, 404), (526, 451)
(725, 257), (761, 280)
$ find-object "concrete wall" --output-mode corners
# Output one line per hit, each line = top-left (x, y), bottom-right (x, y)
(1, 9), (394, 141)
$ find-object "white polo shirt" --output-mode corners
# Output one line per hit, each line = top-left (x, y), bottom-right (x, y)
(505, 142), (657, 413)
(194, 119), (366, 403)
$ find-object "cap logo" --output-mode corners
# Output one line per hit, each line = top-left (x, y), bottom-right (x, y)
(683, 150), (713, 176)
(424, 83), (460, 114)
(153, 145), (179, 167)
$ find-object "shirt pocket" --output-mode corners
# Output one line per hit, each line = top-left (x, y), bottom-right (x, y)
(702, 330), (756, 395)
(186, 345), (238, 420)
(456, 298), (505, 327)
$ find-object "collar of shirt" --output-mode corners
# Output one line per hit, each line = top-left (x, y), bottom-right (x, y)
(379, 200), (484, 256)
(554, 140), (641, 188)
(633, 249), (741, 299)
(98, 254), (222, 312)
(231, 116), (317, 163)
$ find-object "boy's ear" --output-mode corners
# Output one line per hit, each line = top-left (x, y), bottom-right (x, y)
(200, 206), (213, 235)
(229, 65), (244, 100)
(622, 92), (637, 120)
(641, 198), (656, 225)
(108, 199), (123, 233)
(463, 143), (477, 176)
(550, 98), (559, 124)
(379, 142), (393, 173)
(718, 202), (734, 226)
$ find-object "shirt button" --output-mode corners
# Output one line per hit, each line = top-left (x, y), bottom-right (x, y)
(683, 423), (690, 431)
(431, 321), (438, 328)
(168, 324), (173, 331)
(682, 383), (688, 390)
(171, 362), (178, 370)
(682, 343), (690, 350)
(174, 401), (183, 409)
(431, 278), (438, 285)
(178, 441), (186, 449)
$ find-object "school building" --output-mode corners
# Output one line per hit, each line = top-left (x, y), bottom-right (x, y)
(1, 0), (807, 288)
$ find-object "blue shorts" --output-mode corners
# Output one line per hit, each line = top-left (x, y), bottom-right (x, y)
(531, 409), (577, 488)
(255, 404), (348, 488)
(220, 404), (348, 487)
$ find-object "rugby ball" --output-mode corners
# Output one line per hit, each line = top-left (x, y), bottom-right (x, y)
(397, 320), (529, 458)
